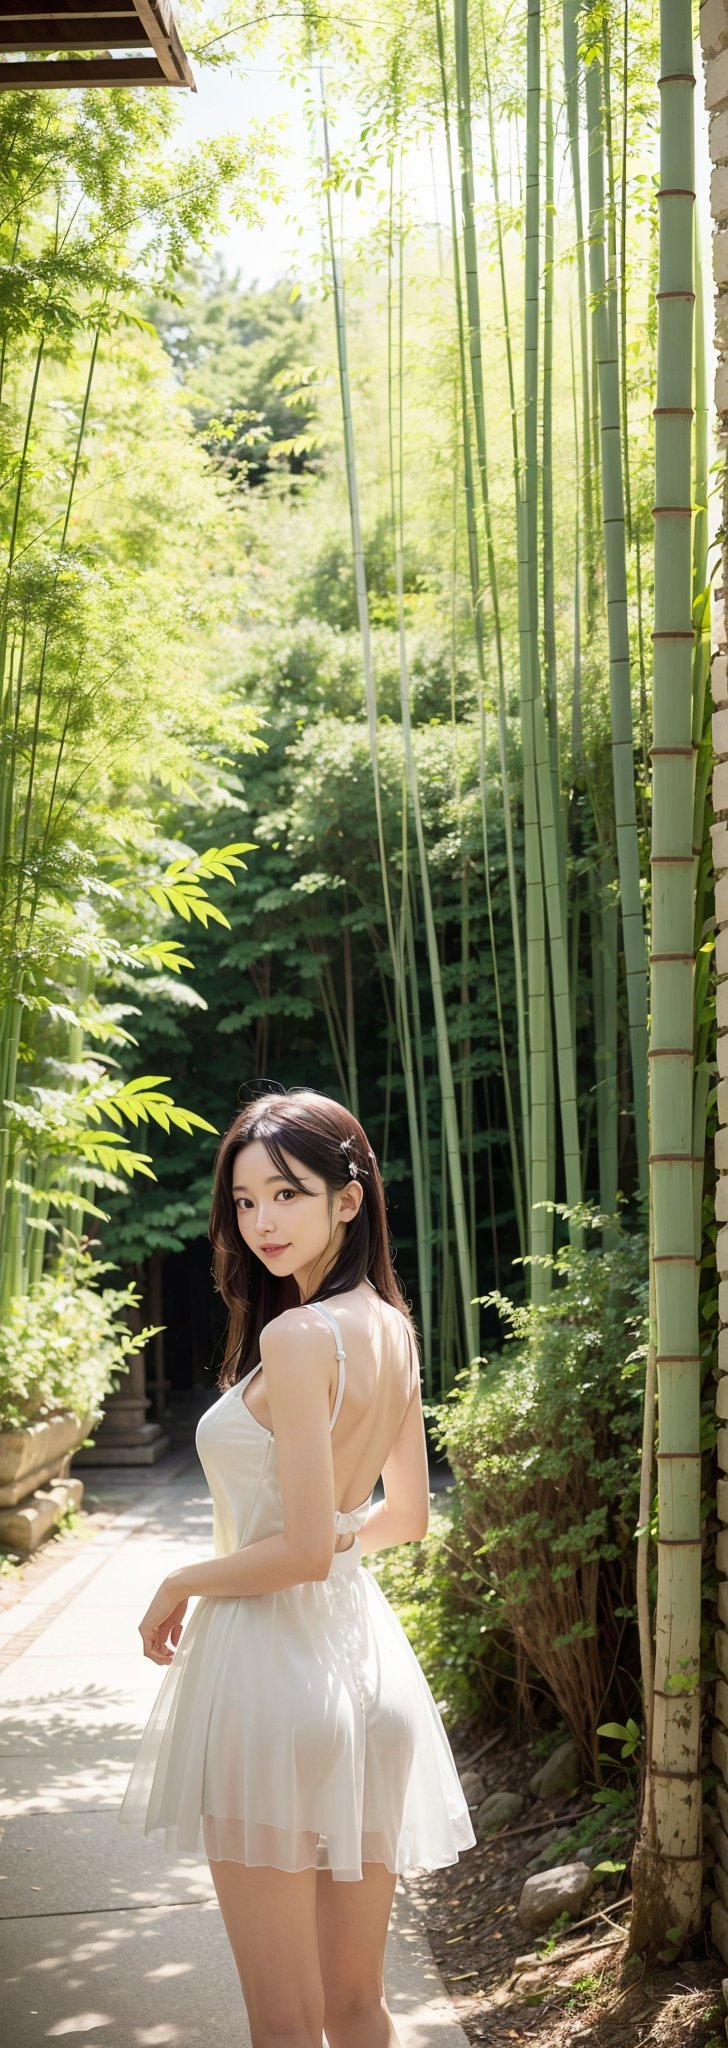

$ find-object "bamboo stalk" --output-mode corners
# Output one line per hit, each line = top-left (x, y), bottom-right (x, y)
(585, 44), (649, 1200)
(630, 1), (701, 1952)
(318, 66), (434, 1382)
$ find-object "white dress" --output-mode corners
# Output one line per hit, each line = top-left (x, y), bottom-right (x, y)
(117, 1294), (477, 1882)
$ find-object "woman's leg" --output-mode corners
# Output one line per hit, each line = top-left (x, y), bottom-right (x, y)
(206, 1851), (325, 2048)
(315, 1862), (402, 2048)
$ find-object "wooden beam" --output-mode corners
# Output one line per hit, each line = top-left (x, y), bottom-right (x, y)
(0, 0), (137, 16)
(129, 0), (194, 88)
(0, 19), (146, 42)
(0, 51), (172, 78)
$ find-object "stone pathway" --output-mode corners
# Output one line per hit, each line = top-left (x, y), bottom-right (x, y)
(0, 1458), (470, 2046)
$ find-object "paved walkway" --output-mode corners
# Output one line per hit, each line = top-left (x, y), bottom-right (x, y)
(0, 1458), (471, 2046)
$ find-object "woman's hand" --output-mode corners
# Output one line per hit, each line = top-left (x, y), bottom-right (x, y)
(138, 1579), (189, 1665)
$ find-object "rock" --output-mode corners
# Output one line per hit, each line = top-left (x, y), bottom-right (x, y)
(523, 1831), (570, 1876)
(529, 1737), (582, 1801)
(459, 1767), (488, 1809)
(517, 1861), (596, 1932)
(475, 1789), (526, 1833)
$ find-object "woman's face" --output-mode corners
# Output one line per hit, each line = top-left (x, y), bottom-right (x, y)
(231, 1138), (361, 1295)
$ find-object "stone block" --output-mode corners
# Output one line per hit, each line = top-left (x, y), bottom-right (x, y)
(713, 653), (728, 705)
(718, 931), (728, 977)
(708, 49), (728, 112)
(718, 1526), (728, 1574)
(712, 820), (728, 867)
(722, 1283), (728, 1322)
(703, 0), (728, 59)
(718, 1478), (728, 1525)
(719, 1427), (728, 1474)
(711, 107), (728, 161)
(716, 761), (728, 815)
(717, 1124), (728, 1166)
(718, 1229), (728, 1279)
(715, 166), (728, 222)
(716, 707), (728, 756)
(718, 1630), (728, 1683)
(717, 1178), (728, 1223)
(712, 1719), (728, 1781)
(711, 1895), (728, 1961)
(0, 1476), (84, 1556)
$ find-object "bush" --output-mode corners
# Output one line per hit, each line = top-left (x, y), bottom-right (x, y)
(370, 1494), (517, 1732)
(0, 1248), (158, 1432)
(428, 1213), (649, 1777)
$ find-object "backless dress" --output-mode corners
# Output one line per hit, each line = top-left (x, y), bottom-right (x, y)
(117, 1289), (477, 1881)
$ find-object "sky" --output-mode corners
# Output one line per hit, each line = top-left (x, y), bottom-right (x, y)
(176, 49), (318, 287)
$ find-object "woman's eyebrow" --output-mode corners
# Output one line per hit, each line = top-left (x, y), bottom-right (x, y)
(233, 1174), (293, 1191)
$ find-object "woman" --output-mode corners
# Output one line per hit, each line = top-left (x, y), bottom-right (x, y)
(118, 1086), (476, 2047)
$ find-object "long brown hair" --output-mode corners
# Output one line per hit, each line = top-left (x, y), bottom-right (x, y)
(209, 1085), (420, 1387)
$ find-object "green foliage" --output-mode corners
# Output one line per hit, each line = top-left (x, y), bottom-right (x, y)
(423, 1216), (648, 1759)
(0, 1244), (158, 1431)
(146, 265), (326, 493)
(366, 1495), (511, 1726)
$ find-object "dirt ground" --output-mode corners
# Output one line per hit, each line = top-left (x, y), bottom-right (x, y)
(405, 1718), (728, 2048)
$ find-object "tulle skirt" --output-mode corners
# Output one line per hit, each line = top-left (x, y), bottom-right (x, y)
(117, 1537), (477, 1882)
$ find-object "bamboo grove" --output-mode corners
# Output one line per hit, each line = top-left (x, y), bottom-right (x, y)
(0, 0), (719, 1956)
(310, 0), (714, 1946)
(311, 0), (678, 1371)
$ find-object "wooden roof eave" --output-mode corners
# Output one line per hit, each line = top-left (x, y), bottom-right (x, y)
(0, 0), (196, 86)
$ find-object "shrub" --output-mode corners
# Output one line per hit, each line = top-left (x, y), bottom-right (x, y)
(370, 1494), (515, 1731)
(428, 1213), (649, 1778)
(0, 1247), (158, 1432)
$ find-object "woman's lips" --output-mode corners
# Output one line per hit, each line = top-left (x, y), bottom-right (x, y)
(260, 1245), (290, 1256)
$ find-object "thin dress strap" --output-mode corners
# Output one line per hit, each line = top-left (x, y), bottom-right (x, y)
(307, 1300), (346, 1430)
(404, 1318), (420, 1398)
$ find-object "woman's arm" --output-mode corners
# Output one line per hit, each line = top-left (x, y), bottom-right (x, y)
(165, 1528), (332, 1603)
(357, 1499), (427, 1555)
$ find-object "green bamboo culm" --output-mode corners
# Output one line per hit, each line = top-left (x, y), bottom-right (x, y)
(629, 4), (702, 1955)
(387, 144), (477, 1367)
(584, 35), (649, 1201)
(523, 0), (584, 1280)
(318, 67), (436, 1384)
(446, 0), (528, 1257)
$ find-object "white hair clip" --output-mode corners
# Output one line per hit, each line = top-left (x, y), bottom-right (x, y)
(340, 1134), (367, 1179)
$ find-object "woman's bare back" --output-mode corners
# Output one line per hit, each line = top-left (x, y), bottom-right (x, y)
(241, 1280), (423, 1548)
